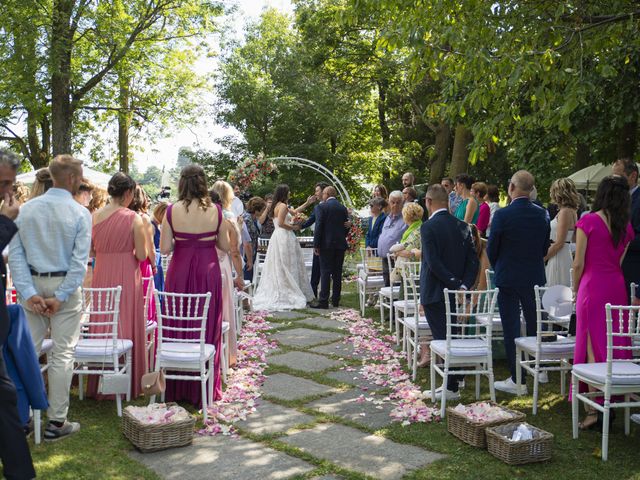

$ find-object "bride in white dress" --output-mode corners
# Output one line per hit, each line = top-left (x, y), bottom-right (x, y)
(544, 178), (578, 287)
(253, 184), (315, 311)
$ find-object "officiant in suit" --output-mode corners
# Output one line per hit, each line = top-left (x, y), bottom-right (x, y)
(310, 186), (349, 309)
(420, 184), (479, 399)
(300, 182), (329, 298)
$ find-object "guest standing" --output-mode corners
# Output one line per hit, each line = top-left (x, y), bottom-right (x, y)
(9, 154), (91, 440)
(0, 149), (35, 478)
(441, 177), (461, 214)
(258, 194), (275, 239)
(151, 202), (169, 292)
(365, 197), (387, 249)
(486, 184), (501, 237)
(242, 197), (266, 282)
(28, 167), (53, 200)
(87, 173), (147, 399)
(421, 184), (479, 400)
(612, 158), (640, 296)
(544, 178), (579, 287)
(300, 182), (329, 298)
(572, 175), (635, 429)
(160, 165), (232, 404)
(472, 182), (490, 236)
(454, 173), (479, 224)
(377, 191), (407, 286)
(487, 170), (550, 395)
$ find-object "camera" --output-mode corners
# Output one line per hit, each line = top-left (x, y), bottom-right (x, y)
(156, 186), (171, 201)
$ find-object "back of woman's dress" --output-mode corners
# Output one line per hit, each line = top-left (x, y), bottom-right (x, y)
(164, 204), (224, 405)
(574, 213), (634, 369)
(545, 216), (573, 287)
(253, 213), (313, 311)
(88, 209), (146, 398)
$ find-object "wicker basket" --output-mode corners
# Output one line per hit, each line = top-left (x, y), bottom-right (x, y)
(122, 403), (195, 453)
(486, 422), (553, 465)
(446, 402), (526, 448)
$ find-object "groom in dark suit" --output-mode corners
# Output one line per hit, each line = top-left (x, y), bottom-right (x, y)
(310, 186), (349, 309)
(301, 182), (329, 298)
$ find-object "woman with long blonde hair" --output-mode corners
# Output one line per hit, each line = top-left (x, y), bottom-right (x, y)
(545, 178), (579, 287)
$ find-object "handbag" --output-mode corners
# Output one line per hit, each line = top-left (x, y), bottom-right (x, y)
(568, 313), (577, 337)
(99, 373), (131, 395)
(141, 369), (166, 396)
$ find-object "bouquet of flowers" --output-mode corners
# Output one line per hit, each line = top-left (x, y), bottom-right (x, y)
(228, 154), (277, 191)
(292, 212), (308, 225)
(346, 213), (364, 254)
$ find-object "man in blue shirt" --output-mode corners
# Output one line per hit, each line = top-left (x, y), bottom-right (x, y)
(377, 191), (408, 286)
(9, 154), (92, 442)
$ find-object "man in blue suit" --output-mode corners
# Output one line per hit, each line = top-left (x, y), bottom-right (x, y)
(310, 187), (349, 309)
(420, 184), (479, 400)
(613, 158), (640, 299)
(488, 170), (550, 395)
(301, 182), (329, 298)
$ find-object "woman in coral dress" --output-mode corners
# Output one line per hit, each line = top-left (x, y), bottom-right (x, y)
(88, 173), (148, 399)
(160, 165), (233, 405)
(572, 175), (635, 429)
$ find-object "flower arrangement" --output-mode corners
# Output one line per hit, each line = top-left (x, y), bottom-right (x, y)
(346, 213), (364, 254)
(125, 403), (190, 425)
(452, 402), (517, 423)
(228, 154), (277, 191)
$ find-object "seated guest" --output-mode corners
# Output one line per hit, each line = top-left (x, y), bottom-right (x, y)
(471, 182), (490, 236)
(421, 184), (479, 399)
(365, 197), (387, 249)
(391, 202), (424, 282)
(87, 173), (147, 399)
(9, 154), (91, 441)
(377, 191), (407, 286)
(454, 173), (479, 224)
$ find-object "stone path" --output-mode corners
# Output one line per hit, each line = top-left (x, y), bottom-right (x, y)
(132, 308), (445, 480)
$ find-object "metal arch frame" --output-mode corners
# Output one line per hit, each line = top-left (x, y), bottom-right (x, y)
(266, 156), (354, 208)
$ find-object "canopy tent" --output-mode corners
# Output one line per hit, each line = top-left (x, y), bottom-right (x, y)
(17, 166), (113, 188)
(568, 162), (640, 190)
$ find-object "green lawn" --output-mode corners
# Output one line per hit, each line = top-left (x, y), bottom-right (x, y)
(8, 281), (640, 479)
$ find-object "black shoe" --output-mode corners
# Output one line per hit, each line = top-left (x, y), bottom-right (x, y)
(44, 420), (80, 442)
(332, 302), (339, 308)
(309, 301), (329, 309)
(24, 417), (34, 438)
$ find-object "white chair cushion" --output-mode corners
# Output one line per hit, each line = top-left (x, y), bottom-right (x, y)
(357, 276), (385, 288)
(573, 361), (640, 385)
(392, 300), (416, 310)
(379, 286), (400, 298)
(74, 339), (133, 358)
(403, 316), (430, 331)
(474, 313), (502, 328)
(158, 342), (215, 363)
(515, 336), (575, 355)
(431, 339), (489, 357)
(40, 338), (54, 355)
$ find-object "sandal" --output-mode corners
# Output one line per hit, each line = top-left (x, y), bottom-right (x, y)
(578, 410), (599, 431)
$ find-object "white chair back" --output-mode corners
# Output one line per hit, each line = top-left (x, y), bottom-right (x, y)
(535, 285), (572, 338)
(142, 275), (155, 320)
(541, 284), (573, 320)
(79, 286), (123, 363)
(401, 261), (421, 309)
(605, 304), (640, 366)
(154, 290), (212, 353)
(360, 247), (383, 276)
(443, 288), (498, 349)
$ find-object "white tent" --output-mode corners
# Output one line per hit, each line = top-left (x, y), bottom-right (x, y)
(17, 166), (113, 188)
(568, 162), (640, 190)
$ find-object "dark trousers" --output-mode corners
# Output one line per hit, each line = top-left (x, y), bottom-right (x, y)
(497, 286), (537, 383)
(319, 248), (346, 306)
(423, 296), (463, 392)
(0, 346), (35, 480)
(310, 254), (320, 298)
(382, 256), (392, 287)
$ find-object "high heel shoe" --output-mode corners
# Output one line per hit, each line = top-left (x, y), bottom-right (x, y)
(417, 358), (430, 368)
(578, 411), (599, 431)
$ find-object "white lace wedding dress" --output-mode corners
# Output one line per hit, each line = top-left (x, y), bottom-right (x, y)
(252, 214), (314, 311)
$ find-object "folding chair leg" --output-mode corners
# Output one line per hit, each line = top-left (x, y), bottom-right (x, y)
(379, 295), (384, 325)
(602, 402), (611, 461)
(440, 371), (448, 418)
(532, 368), (539, 415)
(201, 377), (208, 422)
(78, 373), (84, 400)
(34, 410), (41, 445)
(571, 375), (579, 439)
(116, 394), (122, 417)
(560, 367), (566, 396)
(411, 332), (419, 381)
(625, 395), (630, 436)
(475, 365), (480, 400)
(430, 350), (436, 404)
(515, 347), (523, 396)
(488, 369), (496, 402)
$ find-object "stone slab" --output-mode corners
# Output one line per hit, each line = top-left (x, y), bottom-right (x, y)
(271, 328), (344, 348)
(325, 369), (382, 391)
(307, 389), (395, 430)
(308, 341), (367, 361)
(268, 351), (341, 372)
(299, 316), (347, 330)
(281, 424), (445, 480)
(269, 311), (307, 320)
(235, 400), (315, 435)
(130, 435), (314, 480)
(261, 373), (338, 401)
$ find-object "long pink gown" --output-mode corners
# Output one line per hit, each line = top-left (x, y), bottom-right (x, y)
(164, 204), (224, 405)
(573, 213), (634, 397)
(88, 209), (146, 399)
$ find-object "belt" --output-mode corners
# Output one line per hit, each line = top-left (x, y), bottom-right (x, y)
(30, 269), (67, 278)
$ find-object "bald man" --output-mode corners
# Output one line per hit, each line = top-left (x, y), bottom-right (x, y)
(487, 170), (550, 395)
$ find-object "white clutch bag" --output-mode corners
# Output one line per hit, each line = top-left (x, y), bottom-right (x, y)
(98, 373), (130, 395)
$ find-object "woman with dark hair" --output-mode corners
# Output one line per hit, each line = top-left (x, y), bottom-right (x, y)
(252, 184), (314, 310)
(572, 175), (635, 429)
(545, 178), (579, 287)
(151, 202), (168, 291)
(471, 182), (490, 236)
(160, 164), (233, 404)
(454, 173), (479, 224)
(486, 184), (501, 236)
(129, 185), (157, 322)
(87, 172), (148, 399)
(365, 197), (387, 249)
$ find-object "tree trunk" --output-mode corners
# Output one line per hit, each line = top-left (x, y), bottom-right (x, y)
(450, 124), (473, 177)
(26, 110), (49, 169)
(118, 78), (132, 173)
(50, 0), (74, 156)
(574, 140), (591, 171)
(330, 134), (337, 155)
(617, 121), (637, 159)
(377, 81), (391, 184)
(429, 122), (451, 184)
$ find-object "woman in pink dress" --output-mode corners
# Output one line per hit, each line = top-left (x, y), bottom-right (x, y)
(160, 165), (233, 405)
(88, 173), (148, 399)
(572, 175), (635, 429)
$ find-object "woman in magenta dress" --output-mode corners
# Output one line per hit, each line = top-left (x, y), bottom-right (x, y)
(160, 165), (233, 405)
(572, 175), (635, 429)
(88, 173), (148, 399)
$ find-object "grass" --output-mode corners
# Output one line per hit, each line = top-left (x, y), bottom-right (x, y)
(8, 280), (640, 480)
